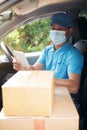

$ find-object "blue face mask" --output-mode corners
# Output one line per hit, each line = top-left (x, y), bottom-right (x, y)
(49, 30), (66, 45)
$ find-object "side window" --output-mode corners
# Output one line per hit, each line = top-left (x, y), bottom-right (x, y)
(78, 10), (87, 40)
(2, 18), (51, 53)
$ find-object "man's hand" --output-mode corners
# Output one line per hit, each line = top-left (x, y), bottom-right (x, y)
(12, 56), (35, 71)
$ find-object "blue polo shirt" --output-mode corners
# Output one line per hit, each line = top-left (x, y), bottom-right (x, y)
(37, 42), (84, 78)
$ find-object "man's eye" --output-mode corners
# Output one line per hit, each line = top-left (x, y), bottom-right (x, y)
(52, 28), (57, 30)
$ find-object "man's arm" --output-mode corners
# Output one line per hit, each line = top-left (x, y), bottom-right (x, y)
(54, 73), (81, 94)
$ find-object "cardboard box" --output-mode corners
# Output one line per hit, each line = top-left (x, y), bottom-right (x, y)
(0, 87), (79, 130)
(2, 71), (54, 116)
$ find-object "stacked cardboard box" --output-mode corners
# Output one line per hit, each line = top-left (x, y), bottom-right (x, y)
(2, 71), (54, 116)
(0, 71), (79, 130)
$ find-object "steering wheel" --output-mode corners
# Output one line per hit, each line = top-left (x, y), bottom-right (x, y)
(0, 42), (14, 62)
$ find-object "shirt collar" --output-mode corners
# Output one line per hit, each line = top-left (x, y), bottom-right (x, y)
(57, 42), (72, 52)
(49, 42), (72, 53)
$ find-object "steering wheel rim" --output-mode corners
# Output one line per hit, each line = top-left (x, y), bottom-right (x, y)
(0, 42), (14, 62)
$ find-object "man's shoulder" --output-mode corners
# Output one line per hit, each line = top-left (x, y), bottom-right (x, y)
(67, 45), (84, 62)
(70, 45), (83, 57)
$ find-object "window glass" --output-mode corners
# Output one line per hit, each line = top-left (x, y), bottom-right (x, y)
(78, 10), (87, 40)
(2, 18), (51, 53)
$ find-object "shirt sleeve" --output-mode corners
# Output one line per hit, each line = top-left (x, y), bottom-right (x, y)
(36, 48), (46, 65)
(67, 49), (84, 74)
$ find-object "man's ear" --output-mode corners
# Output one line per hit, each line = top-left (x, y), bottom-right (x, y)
(66, 28), (74, 39)
(69, 28), (74, 35)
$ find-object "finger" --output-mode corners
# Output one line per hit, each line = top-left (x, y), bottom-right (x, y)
(30, 66), (36, 70)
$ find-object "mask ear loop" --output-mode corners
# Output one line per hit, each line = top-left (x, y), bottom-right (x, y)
(66, 27), (74, 42)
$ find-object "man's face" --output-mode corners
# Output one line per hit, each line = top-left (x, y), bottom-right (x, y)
(50, 24), (73, 39)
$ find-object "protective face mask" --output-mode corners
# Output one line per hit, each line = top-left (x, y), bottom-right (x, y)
(49, 30), (67, 45)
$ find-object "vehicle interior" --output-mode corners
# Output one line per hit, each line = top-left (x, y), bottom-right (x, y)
(0, 0), (87, 130)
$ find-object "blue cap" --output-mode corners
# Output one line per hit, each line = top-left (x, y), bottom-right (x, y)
(51, 12), (73, 27)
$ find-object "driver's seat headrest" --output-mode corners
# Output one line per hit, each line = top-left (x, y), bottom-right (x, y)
(74, 40), (87, 55)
